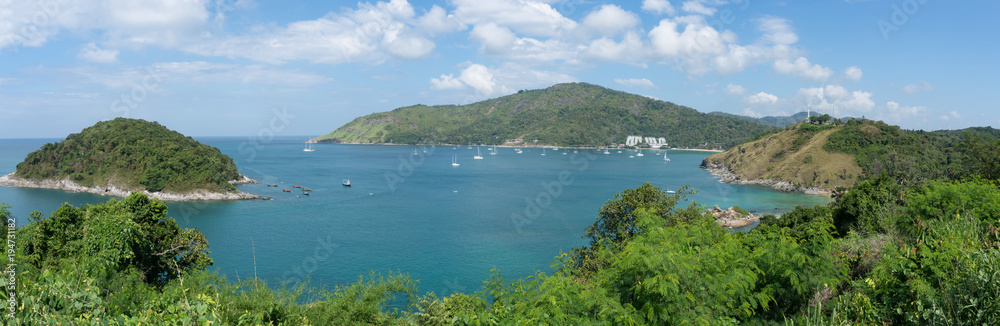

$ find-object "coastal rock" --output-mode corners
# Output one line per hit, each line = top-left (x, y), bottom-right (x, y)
(700, 159), (831, 195)
(0, 173), (261, 201)
(707, 205), (759, 228)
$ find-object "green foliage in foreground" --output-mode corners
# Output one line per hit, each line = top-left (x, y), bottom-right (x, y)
(3, 177), (999, 325)
(317, 83), (774, 148)
(14, 117), (242, 193)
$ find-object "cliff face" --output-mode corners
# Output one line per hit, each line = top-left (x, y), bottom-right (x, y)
(700, 123), (863, 194)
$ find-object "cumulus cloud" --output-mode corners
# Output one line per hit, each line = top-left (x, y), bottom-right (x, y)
(902, 82), (933, 94)
(844, 66), (863, 81)
(582, 5), (640, 36)
(450, 0), (576, 37)
(881, 101), (927, 122)
(642, 0), (676, 15)
(78, 43), (119, 64)
(415, 5), (464, 35)
(774, 57), (833, 81)
(430, 62), (575, 98)
(614, 78), (656, 88)
(681, 0), (718, 15)
(745, 92), (779, 105)
(186, 0), (435, 64)
(582, 32), (645, 63)
(470, 23), (518, 54)
(724, 83), (745, 95)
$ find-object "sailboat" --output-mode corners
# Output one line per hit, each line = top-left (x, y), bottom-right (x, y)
(452, 155), (460, 166)
(663, 151), (671, 162)
(603, 147), (610, 155)
(474, 146), (484, 159)
(303, 142), (315, 152)
(413, 147), (419, 155)
(490, 145), (497, 155)
(541, 148), (546, 156)
(636, 150), (644, 157)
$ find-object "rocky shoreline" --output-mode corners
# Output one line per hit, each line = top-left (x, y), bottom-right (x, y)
(699, 159), (832, 196)
(707, 205), (760, 228)
(0, 173), (261, 201)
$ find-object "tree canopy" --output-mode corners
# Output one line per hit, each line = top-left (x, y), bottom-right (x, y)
(14, 118), (242, 193)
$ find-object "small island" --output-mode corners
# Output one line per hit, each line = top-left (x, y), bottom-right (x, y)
(0, 118), (259, 201)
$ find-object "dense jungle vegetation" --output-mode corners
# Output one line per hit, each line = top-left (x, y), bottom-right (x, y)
(315, 83), (774, 149)
(13, 118), (242, 193)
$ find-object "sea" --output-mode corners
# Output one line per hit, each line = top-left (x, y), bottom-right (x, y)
(0, 137), (830, 296)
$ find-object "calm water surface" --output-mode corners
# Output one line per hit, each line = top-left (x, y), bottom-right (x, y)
(0, 137), (830, 295)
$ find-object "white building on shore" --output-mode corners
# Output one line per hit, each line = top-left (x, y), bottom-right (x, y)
(625, 135), (668, 147)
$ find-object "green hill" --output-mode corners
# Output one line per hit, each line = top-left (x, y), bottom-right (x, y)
(14, 118), (245, 193)
(702, 118), (1000, 191)
(314, 83), (775, 149)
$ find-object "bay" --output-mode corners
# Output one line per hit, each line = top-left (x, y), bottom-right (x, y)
(0, 137), (830, 295)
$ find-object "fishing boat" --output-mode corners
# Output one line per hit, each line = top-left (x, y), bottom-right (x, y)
(342, 179), (351, 186)
(302, 192), (310, 196)
(282, 189), (292, 192)
(267, 184), (278, 187)
(474, 146), (484, 159)
(303, 188), (312, 191)
(515, 148), (523, 154)
(292, 185), (302, 188)
(452, 155), (460, 166)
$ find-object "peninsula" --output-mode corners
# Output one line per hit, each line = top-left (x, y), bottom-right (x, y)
(0, 118), (259, 201)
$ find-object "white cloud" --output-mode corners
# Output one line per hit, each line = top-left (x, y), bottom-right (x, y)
(881, 101), (927, 122)
(430, 62), (576, 98)
(78, 43), (119, 64)
(186, 0), (435, 64)
(642, 0), (676, 15)
(773, 57), (833, 81)
(614, 78), (656, 88)
(741, 107), (763, 118)
(470, 23), (517, 54)
(745, 92), (778, 105)
(451, 0), (576, 37)
(724, 83), (745, 95)
(415, 5), (464, 35)
(844, 66), (863, 81)
(796, 85), (875, 116)
(582, 32), (645, 64)
(758, 16), (798, 45)
(941, 110), (960, 121)
(681, 0), (717, 15)
(582, 5), (640, 36)
(902, 82), (933, 94)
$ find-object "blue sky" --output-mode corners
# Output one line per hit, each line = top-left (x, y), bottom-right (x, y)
(1, 0), (997, 138)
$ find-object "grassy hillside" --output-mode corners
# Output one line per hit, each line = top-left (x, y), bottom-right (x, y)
(14, 118), (243, 193)
(315, 83), (775, 149)
(704, 123), (863, 189)
(704, 118), (1000, 190)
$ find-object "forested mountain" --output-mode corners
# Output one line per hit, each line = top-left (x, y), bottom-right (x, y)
(13, 118), (244, 193)
(703, 118), (1000, 190)
(315, 83), (775, 149)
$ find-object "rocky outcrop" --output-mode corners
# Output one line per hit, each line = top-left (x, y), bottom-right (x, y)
(707, 205), (759, 228)
(0, 173), (260, 201)
(700, 159), (831, 195)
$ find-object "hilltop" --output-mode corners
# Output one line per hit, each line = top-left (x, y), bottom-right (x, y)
(701, 118), (1000, 193)
(314, 83), (775, 149)
(1, 118), (258, 200)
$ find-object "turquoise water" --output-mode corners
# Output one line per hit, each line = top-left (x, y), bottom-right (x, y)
(0, 137), (830, 295)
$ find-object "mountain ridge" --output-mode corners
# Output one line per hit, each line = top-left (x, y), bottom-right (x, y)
(314, 83), (776, 149)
